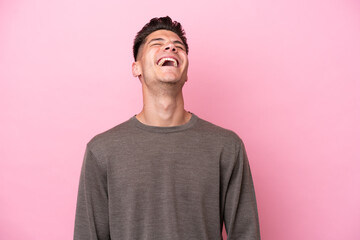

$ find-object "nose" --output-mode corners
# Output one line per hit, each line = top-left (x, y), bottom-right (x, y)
(164, 42), (177, 53)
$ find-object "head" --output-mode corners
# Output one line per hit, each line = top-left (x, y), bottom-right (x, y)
(132, 16), (189, 89)
(133, 16), (189, 61)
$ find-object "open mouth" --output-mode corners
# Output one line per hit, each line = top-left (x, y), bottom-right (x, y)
(157, 57), (178, 67)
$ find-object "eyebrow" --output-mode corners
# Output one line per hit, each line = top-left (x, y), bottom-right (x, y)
(148, 38), (185, 46)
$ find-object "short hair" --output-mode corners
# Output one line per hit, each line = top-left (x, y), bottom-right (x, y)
(133, 16), (189, 61)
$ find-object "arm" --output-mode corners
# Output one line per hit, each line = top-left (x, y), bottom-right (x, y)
(74, 147), (110, 240)
(222, 139), (261, 240)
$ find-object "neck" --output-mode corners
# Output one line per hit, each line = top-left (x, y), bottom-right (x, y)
(136, 86), (191, 127)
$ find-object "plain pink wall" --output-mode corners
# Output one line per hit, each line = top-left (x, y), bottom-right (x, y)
(1, 0), (359, 239)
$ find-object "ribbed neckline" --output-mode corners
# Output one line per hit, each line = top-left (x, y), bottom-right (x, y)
(131, 111), (198, 133)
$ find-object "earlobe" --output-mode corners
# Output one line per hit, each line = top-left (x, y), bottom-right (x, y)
(132, 62), (141, 77)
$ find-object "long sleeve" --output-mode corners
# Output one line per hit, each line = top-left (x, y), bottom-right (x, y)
(74, 147), (110, 240)
(222, 139), (261, 240)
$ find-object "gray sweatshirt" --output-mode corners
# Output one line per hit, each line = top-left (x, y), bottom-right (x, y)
(74, 112), (260, 240)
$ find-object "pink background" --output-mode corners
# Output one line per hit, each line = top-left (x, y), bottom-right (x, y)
(1, 0), (359, 239)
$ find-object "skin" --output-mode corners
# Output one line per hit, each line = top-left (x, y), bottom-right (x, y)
(132, 30), (192, 127)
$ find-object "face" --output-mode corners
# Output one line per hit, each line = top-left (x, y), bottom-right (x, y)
(132, 30), (189, 87)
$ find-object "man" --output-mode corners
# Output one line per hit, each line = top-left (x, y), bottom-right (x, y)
(74, 16), (260, 240)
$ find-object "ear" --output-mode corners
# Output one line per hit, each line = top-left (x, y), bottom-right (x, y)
(132, 62), (141, 77)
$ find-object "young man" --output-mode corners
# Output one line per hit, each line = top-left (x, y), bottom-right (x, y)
(74, 16), (260, 240)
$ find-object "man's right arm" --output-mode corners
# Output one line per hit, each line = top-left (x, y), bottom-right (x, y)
(74, 147), (110, 240)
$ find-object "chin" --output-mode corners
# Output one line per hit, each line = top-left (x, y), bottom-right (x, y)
(158, 74), (186, 84)
(159, 79), (179, 84)
(159, 75), (180, 83)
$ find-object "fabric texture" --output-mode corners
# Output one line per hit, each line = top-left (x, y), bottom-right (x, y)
(74, 112), (260, 240)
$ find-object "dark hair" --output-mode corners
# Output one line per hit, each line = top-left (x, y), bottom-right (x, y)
(133, 16), (189, 61)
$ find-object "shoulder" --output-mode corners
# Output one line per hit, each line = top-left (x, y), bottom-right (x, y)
(86, 116), (135, 155)
(194, 115), (248, 167)
(195, 114), (244, 148)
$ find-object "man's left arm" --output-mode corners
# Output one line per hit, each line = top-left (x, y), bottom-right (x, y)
(221, 138), (261, 240)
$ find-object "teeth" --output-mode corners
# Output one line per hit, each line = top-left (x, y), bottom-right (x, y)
(158, 57), (178, 67)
